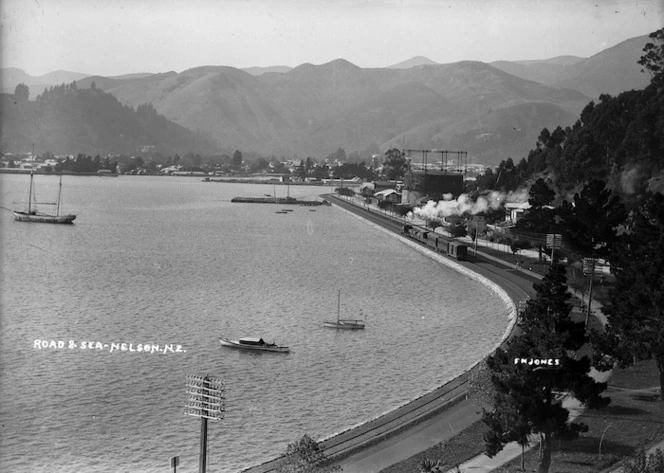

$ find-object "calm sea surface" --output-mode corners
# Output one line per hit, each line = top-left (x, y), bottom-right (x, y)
(0, 175), (510, 473)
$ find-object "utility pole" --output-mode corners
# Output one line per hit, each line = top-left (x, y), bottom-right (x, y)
(583, 257), (596, 327)
(546, 233), (562, 265)
(473, 216), (485, 256)
(185, 374), (225, 473)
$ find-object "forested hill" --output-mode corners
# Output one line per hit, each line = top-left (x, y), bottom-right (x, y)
(0, 82), (218, 156)
(476, 61), (664, 204)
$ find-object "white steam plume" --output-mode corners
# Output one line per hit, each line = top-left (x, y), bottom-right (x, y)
(413, 188), (529, 220)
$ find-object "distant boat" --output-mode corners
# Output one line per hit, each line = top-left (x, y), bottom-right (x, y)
(323, 291), (365, 330)
(219, 337), (290, 353)
(13, 173), (76, 224)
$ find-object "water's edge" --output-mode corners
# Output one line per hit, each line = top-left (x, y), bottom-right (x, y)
(241, 200), (518, 473)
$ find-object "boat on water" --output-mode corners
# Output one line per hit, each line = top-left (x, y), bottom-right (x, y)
(13, 173), (76, 224)
(219, 337), (290, 353)
(323, 291), (365, 330)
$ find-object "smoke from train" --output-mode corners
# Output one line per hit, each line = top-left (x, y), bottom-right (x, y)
(412, 188), (529, 220)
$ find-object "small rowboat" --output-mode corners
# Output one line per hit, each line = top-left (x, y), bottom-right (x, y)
(219, 337), (290, 353)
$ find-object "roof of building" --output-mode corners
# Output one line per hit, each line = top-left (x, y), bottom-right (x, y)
(375, 189), (399, 197)
(504, 202), (531, 210)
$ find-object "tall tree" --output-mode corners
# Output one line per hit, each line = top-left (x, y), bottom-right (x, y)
(638, 28), (664, 81)
(528, 178), (555, 209)
(298, 159), (306, 179)
(594, 193), (664, 398)
(13, 83), (30, 102)
(232, 149), (243, 168)
(516, 178), (563, 234)
(383, 148), (407, 180)
(561, 180), (626, 258)
(483, 263), (609, 473)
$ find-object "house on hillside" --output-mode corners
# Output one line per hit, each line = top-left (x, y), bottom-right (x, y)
(504, 202), (531, 223)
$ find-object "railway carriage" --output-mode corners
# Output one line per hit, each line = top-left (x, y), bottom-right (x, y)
(401, 224), (468, 261)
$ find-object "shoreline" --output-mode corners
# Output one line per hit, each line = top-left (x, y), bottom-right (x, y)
(241, 195), (533, 473)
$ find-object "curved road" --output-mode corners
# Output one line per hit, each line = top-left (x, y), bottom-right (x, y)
(242, 195), (538, 473)
(330, 195), (536, 305)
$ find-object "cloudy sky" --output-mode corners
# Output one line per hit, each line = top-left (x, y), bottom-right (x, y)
(2, 0), (662, 77)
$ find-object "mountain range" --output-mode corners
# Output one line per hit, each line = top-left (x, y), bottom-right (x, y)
(0, 34), (653, 165)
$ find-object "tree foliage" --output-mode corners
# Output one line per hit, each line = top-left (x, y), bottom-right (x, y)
(332, 161), (377, 180)
(419, 458), (443, 472)
(325, 147), (347, 163)
(528, 178), (555, 209)
(621, 449), (664, 473)
(276, 434), (341, 473)
(483, 157), (529, 193)
(483, 263), (609, 473)
(560, 179), (627, 258)
(0, 81), (218, 156)
(232, 149), (243, 167)
(496, 31), (664, 202)
(638, 28), (664, 81)
(448, 222), (468, 238)
(516, 178), (563, 234)
(594, 193), (664, 397)
(14, 83), (30, 102)
(382, 148), (407, 180)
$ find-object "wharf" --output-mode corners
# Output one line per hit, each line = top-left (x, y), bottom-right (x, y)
(231, 196), (328, 206)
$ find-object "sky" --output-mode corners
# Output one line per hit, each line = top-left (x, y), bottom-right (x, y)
(1, 0), (662, 77)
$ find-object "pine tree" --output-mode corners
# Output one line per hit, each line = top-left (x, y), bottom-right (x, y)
(483, 263), (609, 473)
(595, 193), (664, 398)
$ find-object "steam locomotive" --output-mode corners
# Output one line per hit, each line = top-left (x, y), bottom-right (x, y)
(401, 224), (468, 261)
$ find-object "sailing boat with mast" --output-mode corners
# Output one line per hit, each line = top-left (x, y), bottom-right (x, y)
(13, 173), (77, 224)
(323, 290), (365, 330)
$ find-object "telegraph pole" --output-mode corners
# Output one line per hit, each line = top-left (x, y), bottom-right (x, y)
(583, 257), (596, 327)
(473, 216), (485, 256)
(546, 233), (562, 265)
(185, 374), (225, 473)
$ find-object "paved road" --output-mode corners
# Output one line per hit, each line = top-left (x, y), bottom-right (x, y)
(336, 397), (482, 473)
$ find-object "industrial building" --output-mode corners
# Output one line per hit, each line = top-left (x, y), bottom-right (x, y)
(401, 170), (465, 204)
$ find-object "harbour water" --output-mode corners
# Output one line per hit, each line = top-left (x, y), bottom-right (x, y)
(0, 175), (511, 473)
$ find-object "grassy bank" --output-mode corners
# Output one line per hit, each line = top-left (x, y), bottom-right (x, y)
(381, 360), (664, 473)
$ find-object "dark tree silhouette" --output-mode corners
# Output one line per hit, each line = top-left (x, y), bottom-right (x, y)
(595, 193), (664, 398)
(483, 263), (609, 473)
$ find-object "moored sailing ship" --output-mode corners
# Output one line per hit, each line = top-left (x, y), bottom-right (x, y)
(13, 173), (77, 224)
(323, 290), (365, 330)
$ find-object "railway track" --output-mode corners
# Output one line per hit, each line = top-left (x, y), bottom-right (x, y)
(241, 194), (536, 473)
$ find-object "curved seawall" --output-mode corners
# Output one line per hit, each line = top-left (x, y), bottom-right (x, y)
(241, 200), (520, 473)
